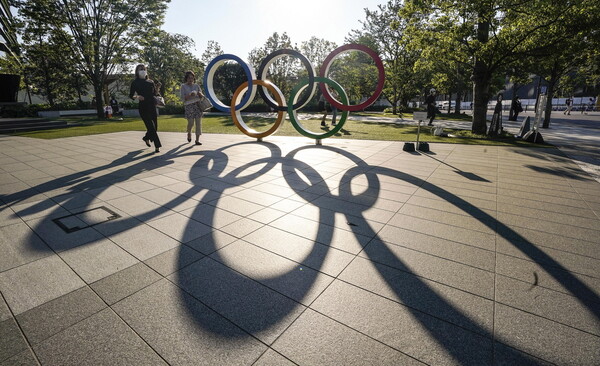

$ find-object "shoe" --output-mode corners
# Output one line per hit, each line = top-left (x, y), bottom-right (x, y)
(142, 137), (151, 147)
(332, 122), (336, 126)
(428, 123), (433, 126)
(321, 121), (326, 126)
(187, 132), (191, 143)
(195, 141), (202, 145)
(154, 148), (160, 153)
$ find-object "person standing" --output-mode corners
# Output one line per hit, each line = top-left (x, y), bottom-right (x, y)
(180, 71), (204, 145)
(509, 96), (523, 121)
(425, 88), (437, 126)
(320, 86), (338, 127)
(129, 64), (161, 153)
(564, 96), (573, 115)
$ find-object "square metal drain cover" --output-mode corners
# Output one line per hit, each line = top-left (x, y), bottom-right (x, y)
(53, 206), (121, 233)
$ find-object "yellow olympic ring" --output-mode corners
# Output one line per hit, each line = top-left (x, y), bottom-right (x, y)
(230, 80), (286, 139)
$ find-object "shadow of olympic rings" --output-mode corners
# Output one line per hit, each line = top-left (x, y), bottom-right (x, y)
(3, 141), (598, 364)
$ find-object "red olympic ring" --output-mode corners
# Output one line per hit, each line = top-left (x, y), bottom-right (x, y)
(319, 44), (385, 112)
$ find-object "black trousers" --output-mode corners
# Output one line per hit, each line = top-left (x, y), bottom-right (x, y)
(139, 105), (161, 148)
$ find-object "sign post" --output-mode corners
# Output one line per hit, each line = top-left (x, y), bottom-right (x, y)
(412, 112), (429, 152)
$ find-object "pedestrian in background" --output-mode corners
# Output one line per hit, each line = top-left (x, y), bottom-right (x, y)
(564, 96), (573, 115)
(509, 96), (523, 121)
(320, 86), (338, 127)
(180, 70), (204, 145)
(425, 88), (437, 126)
(129, 64), (162, 153)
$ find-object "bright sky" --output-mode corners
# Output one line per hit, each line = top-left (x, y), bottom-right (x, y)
(162, 0), (387, 62)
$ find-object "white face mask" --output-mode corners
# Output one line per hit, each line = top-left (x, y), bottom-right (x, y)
(138, 70), (147, 78)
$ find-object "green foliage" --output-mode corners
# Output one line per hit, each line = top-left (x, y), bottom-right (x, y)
(248, 32), (299, 99)
(12, 0), (170, 116)
(139, 30), (203, 104)
(400, 0), (600, 133)
(348, 0), (424, 113)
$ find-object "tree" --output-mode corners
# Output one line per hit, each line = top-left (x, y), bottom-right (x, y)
(248, 32), (299, 99)
(140, 30), (202, 104)
(402, 0), (600, 134)
(14, 5), (85, 108)
(201, 40), (224, 67)
(299, 36), (337, 70)
(350, 0), (422, 114)
(13, 0), (170, 117)
(0, 0), (20, 62)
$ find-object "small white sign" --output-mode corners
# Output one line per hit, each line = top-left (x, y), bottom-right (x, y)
(413, 112), (427, 121)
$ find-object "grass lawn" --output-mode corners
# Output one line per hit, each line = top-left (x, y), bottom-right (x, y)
(10, 113), (541, 147)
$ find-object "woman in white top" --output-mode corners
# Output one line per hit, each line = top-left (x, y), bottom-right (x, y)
(180, 70), (204, 145)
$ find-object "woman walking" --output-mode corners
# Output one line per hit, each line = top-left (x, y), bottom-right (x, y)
(129, 64), (162, 153)
(180, 70), (204, 145)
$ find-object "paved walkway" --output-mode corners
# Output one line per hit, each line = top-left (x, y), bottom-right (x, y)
(1, 116), (599, 365)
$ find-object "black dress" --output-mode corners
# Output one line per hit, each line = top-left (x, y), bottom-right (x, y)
(129, 78), (161, 148)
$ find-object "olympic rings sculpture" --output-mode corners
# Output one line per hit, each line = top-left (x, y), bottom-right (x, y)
(203, 44), (385, 141)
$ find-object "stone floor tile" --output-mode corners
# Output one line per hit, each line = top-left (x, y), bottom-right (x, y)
(252, 349), (296, 366)
(138, 187), (199, 212)
(270, 213), (373, 255)
(219, 217), (264, 239)
(272, 309), (424, 365)
(106, 224), (181, 261)
(312, 280), (494, 365)
(496, 226), (599, 259)
(494, 303), (600, 365)
(33, 308), (166, 365)
(113, 279), (266, 365)
(90, 262), (162, 305)
(387, 214), (496, 251)
(0, 222), (51, 272)
(377, 225), (495, 271)
(146, 212), (212, 244)
(143, 245), (205, 277)
(179, 204), (243, 229)
(184, 230), (237, 255)
(497, 238), (599, 278)
(360, 239), (495, 299)
(496, 275), (600, 336)
(207, 195), (265, 217)
(168, 257), (304, 344)
(497, 211), (600, 243)
(58, 238), (139, 284)
(496, 253), (600, 302)
(244, 226), (355, 277)
(0, 255), (85, 315)
(1, 347), (39, 365)
(210, 240), (334, 305)
(16, 287), (106, 344)
(339, 256), (494, 335)
(0, 318), (29, 363)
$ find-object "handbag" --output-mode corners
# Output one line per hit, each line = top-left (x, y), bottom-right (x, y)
(198, 96), (213, 111)
(154, 96), (165, 108)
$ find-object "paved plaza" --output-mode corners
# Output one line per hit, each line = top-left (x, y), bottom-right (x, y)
(1, 115), (599, 364)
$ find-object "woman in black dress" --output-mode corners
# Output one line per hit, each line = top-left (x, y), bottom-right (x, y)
(129, 64), (162, 153)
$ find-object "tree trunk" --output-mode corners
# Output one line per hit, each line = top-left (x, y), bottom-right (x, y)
(471, 18), (491, 135)
(542, 82), (557, 128)
(454, 91), (462, 115)
(94, 82), (104, 118)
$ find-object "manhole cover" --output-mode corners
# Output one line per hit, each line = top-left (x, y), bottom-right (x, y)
(53, 206), (121, 233)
